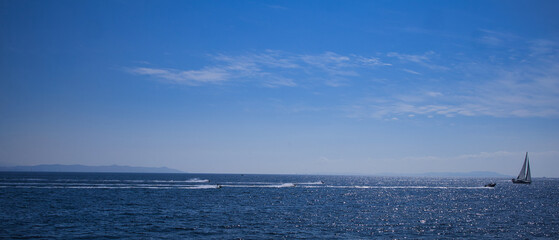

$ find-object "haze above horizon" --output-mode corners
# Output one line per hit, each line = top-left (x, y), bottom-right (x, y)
(1, 0), (559, 177)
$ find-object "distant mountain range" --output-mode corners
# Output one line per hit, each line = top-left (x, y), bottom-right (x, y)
(377, 171), (511, 177)
(0, 164), (184, 173)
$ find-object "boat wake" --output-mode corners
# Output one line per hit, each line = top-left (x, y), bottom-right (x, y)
(277, 183), (296, 188)
(299, 181), (324, 185)
(181, 178), (210, 183)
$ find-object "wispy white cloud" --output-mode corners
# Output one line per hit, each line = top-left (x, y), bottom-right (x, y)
(387, 51), (448, 71)
(351, 58), (559, 118)
(300, 52), (358, 76)
(529, 39), (557, 56)
(425, 91), (443, 97)
(387, 51), (432, 63)
(402, 68), (421, 75)
(262, 77), (297, 88)
(355, 56), (392, 67)
(473, 29), (519, 47)
(214, 50), (301, 70)
(129, 67), (229, 85)
(129, 50), (391, 87)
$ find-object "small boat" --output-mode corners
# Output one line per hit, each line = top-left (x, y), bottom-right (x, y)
(484, 183), (496, 187)
(512, 152), (532, 184)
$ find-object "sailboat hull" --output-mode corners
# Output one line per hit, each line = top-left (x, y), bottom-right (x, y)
(512, 179), (531, 184)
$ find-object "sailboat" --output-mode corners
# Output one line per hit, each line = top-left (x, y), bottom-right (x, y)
(512, 152), (531, 184)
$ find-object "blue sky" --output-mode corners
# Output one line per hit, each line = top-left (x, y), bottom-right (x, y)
(1, 0), (559, 176)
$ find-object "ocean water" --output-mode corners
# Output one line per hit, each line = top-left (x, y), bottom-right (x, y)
(1, 172), (558, 239)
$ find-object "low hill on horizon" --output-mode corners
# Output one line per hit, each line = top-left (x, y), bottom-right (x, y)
(0, 164), (184, 173)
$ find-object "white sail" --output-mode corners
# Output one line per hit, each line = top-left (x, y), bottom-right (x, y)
(516, 152), (528, 180)
(526, 156), (531, 182)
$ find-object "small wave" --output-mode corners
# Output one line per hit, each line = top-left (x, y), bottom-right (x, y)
(131, 178), (210, 183)
(183, 178), (210, 183)
(298, 181), (324, 185)
(220, 181), (276, 185)
(221, 183), (296, 188)
(79, 179), (210, 183)
(218, 184), (255, 188)
(179, 185), (221, 189)
(276, 183), (296, 188)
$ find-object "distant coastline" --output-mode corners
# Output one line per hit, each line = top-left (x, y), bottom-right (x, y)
(0, 164), (184, 173)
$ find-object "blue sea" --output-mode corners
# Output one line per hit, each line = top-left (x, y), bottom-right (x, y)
(1, 172), (558, 239)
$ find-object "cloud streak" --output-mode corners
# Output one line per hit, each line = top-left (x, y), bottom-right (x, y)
(387, 51), (448, 71)
(129, 50), (391, 87)
(130, 67), (230, 85)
